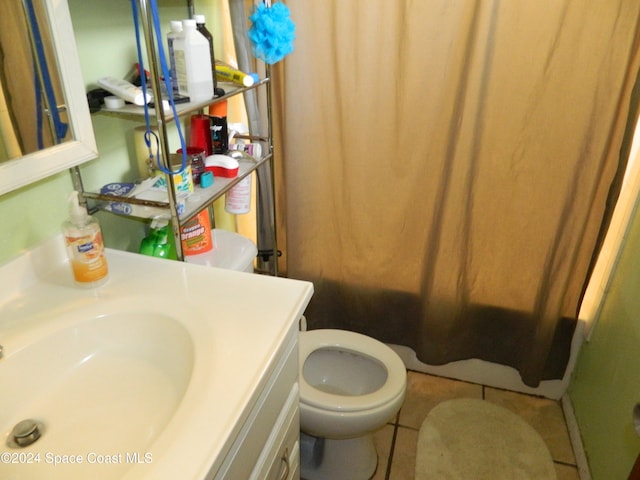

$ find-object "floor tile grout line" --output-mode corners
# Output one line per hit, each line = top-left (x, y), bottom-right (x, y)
(384, 411), (401, 480)
(396, 423), (420, 431)
(405, 368), (559, 402)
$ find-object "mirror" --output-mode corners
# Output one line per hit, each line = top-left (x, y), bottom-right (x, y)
(0, 0), (97, 196)
(0, 0), (70, 161)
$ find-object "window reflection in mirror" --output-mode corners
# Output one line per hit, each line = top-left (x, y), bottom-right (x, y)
(0, 0), (70, 162)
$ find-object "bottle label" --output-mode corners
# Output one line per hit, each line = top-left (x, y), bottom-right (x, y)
(210, 117), (228, 154)
(181, 210), (213, 255)
(225, 175), (252, 214)
(64, 231), (109, 283)
(174, 49), (188, 95)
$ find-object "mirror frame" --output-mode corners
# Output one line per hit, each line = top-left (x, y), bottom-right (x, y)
(0, 0), (97, 196)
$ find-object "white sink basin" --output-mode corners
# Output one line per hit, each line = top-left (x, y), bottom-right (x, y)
(0, 311), (193, 479)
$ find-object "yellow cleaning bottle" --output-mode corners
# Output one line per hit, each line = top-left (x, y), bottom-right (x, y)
(62, 191), (109, 287)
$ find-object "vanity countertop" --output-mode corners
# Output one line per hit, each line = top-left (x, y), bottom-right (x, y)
(0, 235), (314, 479)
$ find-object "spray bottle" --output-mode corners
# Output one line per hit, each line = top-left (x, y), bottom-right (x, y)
(139, 216), (177, 260)
(62, 191), (109, 287)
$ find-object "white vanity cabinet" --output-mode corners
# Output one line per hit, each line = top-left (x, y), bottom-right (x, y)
(210, 323), (301, 480)
(0, 240), (313, 480)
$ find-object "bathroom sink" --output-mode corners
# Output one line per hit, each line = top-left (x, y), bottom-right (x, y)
(0, 311), (193, 479)
(0, 236), (313, 479)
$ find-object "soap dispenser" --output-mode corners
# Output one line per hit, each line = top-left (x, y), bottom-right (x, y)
(62, 191), (109, 287)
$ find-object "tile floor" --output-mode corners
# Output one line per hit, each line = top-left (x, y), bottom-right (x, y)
(371, 370), (581, 479)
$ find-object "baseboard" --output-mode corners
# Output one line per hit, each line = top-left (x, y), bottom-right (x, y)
(561, 395), (592, 480)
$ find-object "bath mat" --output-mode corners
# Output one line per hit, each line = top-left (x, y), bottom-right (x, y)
(415, 398), (556, 480)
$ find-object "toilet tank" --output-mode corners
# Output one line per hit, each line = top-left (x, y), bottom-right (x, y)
(185, 229), (257, 272)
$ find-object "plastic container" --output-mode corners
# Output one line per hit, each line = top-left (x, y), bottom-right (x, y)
(104, 96), (125, 109)
(209, 100), (228, 154)
(62, 191), (109, 287)
(185, 229), (257, 272)
(167, 20), (183, 95)
(167, 153), (194, 195)
(97, 76), (150, 106)
(173, 19), (214, 102)
(225, 175), (252, 215)
(189, 114), (213, 156)
(215, 62), (256, 87)
(204, 154), (239, 177)
(177, 147), (206, 186)
(139, 216), (177, 260)
(194, 14), (217, 91)
(180, 209), (213, 256)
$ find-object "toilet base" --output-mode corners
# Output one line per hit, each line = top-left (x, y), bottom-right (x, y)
(300, 433), (378, 480)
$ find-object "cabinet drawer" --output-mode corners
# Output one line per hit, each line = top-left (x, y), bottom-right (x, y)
(251, 383), (300, 480)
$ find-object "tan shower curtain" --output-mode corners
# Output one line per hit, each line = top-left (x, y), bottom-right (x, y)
(275, 0), (640, 387)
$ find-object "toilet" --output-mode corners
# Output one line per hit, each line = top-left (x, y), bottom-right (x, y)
(184, 228), (257, 272)
(298, 328), (407, 480)
(199, 238), (407, 479)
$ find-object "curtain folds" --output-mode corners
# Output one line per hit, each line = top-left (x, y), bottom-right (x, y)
(277, 0), (640, 387)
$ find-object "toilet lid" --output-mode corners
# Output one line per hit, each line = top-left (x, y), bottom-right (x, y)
(299, 329), (407, 412)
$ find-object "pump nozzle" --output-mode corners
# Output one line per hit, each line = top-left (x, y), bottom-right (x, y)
(149, 215), (170, 230)
(68, 191), (89, 225)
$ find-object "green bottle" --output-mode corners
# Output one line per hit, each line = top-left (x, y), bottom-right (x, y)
(139, 216), (177, 260)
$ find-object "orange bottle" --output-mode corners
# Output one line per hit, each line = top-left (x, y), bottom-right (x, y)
(180, 209), (213, 255)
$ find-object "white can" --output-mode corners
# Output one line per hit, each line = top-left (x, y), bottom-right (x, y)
(225, 175), (252, 214)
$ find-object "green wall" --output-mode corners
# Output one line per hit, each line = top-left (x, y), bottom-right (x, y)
(569, 201), (640, 478)
(0, 171), (74, 265)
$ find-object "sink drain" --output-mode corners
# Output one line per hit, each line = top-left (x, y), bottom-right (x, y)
(6, 419), (42, 448)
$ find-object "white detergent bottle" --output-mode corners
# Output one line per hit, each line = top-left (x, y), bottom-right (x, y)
(62, 191), (109, 288)
(173, 19), (214, 102)
(167, 20), (183, 95)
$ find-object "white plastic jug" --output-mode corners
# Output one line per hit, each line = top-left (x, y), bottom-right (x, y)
(173, 19), (214, 102)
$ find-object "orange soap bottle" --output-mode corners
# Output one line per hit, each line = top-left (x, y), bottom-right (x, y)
(62, 191), (109, 287)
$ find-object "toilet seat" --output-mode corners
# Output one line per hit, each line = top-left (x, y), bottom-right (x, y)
(299, 329), (406, 413)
